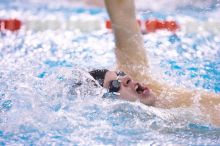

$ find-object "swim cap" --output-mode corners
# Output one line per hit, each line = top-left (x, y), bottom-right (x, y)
(89, 69), (108, 87)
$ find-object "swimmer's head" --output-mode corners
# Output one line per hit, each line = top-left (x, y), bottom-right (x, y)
(89, 69), (156, 106)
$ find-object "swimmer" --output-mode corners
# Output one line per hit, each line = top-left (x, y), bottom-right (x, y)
(89, 0), (220, 126)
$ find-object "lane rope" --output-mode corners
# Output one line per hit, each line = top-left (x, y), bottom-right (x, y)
(1, 18), (220, 34)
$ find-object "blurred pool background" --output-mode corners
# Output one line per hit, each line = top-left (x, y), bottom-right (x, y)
(0, 0), (220, 145)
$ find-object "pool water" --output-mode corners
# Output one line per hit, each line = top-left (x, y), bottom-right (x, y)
(0, 0), (220, 145)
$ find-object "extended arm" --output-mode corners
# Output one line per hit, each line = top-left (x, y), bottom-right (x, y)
(104, 0), (149, 82)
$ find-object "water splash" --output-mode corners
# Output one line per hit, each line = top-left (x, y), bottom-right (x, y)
(0, 1), (220, 145)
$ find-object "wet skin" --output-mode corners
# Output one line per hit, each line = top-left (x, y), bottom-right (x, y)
(103, 71), (156, 106)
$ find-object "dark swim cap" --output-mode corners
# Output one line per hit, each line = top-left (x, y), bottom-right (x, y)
(89, 69), (109, 87)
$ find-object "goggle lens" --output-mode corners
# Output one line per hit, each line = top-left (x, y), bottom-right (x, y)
(116, 71), (126, 76)
(108, 71), (126, 93)
(109, 80), (121, 92)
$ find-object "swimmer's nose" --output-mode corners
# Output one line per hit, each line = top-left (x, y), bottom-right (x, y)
(121, 76), (132, 87)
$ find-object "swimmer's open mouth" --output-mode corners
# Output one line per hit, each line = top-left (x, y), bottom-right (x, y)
(135, 83), (149, 96)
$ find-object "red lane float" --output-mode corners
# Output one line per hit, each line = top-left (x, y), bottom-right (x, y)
(105, 19), (179, 33)
(145, 19), (179, 32)
(0, 19), (22, 32)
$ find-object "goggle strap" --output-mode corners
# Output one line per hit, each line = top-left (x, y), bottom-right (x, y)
(116, 76), (121, 82)
(113, 92), (120, 96)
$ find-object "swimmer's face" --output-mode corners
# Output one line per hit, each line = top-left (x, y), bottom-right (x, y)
(103, 71), (156, 106)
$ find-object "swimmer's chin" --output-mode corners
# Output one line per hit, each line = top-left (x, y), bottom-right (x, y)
(140, 92), (157, 106)
(124, 92), (157, 106)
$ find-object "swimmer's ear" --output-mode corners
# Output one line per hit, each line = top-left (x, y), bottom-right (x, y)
(89, 69), (109, 87)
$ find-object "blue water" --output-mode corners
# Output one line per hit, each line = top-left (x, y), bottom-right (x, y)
(0, 0), (220, 145)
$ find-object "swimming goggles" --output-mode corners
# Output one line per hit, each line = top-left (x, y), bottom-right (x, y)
(108, 71), (126, 95)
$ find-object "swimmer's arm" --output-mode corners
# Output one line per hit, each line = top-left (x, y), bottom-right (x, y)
(150, 80), (220, 126)
(104, 0), (150, 81)
(169, 88), (220, 126)
(148, 79), (220, 109)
